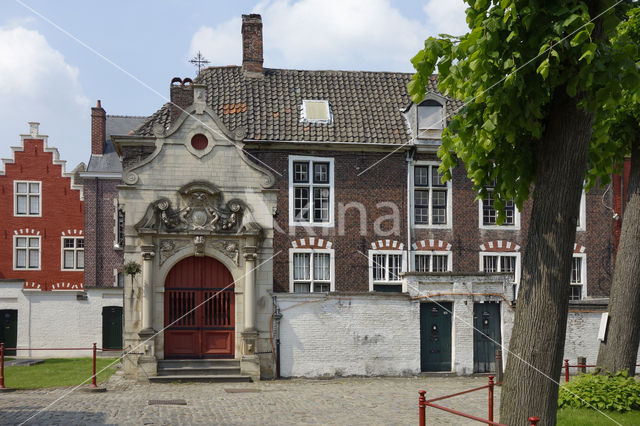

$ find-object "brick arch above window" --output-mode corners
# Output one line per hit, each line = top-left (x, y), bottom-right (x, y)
(370, 240), (404, 250)
(291, 237), (332, 249)
(13, 228), (40, 236)
(412, 239), (451, 251)
(573, 243), (586, 253)
(479, 240), (520, 252)
(61, 229), (83, 236)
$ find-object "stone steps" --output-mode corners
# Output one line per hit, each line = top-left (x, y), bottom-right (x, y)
(150, 359), (252, 383)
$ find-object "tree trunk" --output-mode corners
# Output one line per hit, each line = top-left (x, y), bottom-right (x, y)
(499, 86), (592, 425)
(596, 136), (640, 375)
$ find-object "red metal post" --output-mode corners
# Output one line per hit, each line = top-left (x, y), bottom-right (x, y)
(0, 343), (5, 389)
(91, 342), (98, 388)
(564, 359), (570, 382)
(529, 416), (540, 425)
(419, 390), (426, 426)
(488, 375), (494, 422)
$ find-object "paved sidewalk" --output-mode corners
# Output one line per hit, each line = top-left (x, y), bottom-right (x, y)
(0, 373), (501, 425)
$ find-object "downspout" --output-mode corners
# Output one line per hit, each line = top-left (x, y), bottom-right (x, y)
(405, 150), (414, 286)
(272, 295), (282, 378)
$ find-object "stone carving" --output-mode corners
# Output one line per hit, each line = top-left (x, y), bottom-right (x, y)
(135, 181), (247, 234)
(158, 239), (189, 265)
(194, 236), (205, 256)
(207, 240), (240, 266)
(125, 171), (139, 185)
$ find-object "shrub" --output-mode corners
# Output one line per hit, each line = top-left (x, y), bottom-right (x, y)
(558, 371), (640, 412)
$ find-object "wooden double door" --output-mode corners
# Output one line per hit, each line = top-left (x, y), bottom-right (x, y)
(164, 256), (235, 358)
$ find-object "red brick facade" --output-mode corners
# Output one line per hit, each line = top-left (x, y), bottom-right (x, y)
(0, 129), (84, 290)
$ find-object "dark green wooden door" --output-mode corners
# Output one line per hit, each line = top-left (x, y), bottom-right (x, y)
(0, 310), (18, 356)
(420, 302), (452, 371)
(102, 306), (123, 350)
(473, 302), (501, 373)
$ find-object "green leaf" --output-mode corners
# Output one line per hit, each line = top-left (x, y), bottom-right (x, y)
(563, 13), (581, 28)
(537, 58), (550, 79)
(570, 30), (590, 47)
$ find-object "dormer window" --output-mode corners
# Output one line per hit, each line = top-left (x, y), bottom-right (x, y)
(418, 100), (445, 130)
(301, 100), (332, 124)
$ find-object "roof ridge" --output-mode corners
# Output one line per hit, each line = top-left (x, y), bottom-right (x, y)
(107, 114), (148, 119)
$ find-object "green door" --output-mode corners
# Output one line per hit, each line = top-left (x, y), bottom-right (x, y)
(420, 302), (452, 371)
(473, 302), (501, 373)
(0, 310), (18, 356)
(102, 306), (123, 350)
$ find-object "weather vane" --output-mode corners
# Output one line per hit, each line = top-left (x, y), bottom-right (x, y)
(189, 51), (210, 74)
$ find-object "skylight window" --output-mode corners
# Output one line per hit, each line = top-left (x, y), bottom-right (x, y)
(301, 100), (332, 124)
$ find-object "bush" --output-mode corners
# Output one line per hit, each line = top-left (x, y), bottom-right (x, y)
(558, 371), (640, 412)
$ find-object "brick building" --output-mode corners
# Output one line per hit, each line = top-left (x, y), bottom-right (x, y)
(104, 14), (616, 379)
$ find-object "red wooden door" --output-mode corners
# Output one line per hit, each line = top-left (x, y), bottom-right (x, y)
(164, 256), (235, 358)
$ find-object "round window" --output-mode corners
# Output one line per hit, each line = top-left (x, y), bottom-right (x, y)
(191, 134), (208, 150)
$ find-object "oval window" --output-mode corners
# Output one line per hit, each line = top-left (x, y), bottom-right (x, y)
(191, 134), (208, 150)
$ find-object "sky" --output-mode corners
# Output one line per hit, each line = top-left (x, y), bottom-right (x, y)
(0, 0), (468, 169)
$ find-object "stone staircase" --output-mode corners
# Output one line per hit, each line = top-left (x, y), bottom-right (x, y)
(149, 359), (252, 383)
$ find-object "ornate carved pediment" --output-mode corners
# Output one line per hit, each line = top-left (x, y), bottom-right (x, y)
(135, 181), (247, 234)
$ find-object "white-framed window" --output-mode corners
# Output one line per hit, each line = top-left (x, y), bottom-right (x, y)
(412, 163), (452, 228)
(413, 251), (452, 272)
(418, 99), (445, 130)
(14, 236), (41, 270)
(479, 252), (521, 298)
(576, 191), (586, 231)
(570, 254), (587, 301)
(479, 184), (520, 229)
(288, 156), (334, 227)
(14, 181), (41, 216)
(369, 250), (406, 292)
(289, 248), (335, 293)
(300, 100), (332, 124)
(61, 237), (84, 270)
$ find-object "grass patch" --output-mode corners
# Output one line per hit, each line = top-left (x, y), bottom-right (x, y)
(557, 407), (640, 425)
(3, 358), (119, 389)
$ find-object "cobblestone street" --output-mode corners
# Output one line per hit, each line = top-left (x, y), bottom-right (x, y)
(0, 373), (501, 425)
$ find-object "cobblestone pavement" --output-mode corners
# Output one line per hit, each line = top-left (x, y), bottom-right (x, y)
(0, 372), (502, 425)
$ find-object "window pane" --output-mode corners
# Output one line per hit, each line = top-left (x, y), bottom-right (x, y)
(16, 237), (26, 247)
(414, 190), (429, 224)
(77, 238), (84, 249)
(431, 167), (446, 187)
(16, 182), (27, 193)
(64, 251), (75, 268)
(313, 253), (330, 281)
(16, 249), (26, 268)
(64, 238), (74, 248)
(415, 254), (430, 272)
(500, 256), (516, 273)
(294, 283), (310, 293)
(372, 254), (385, 281)
(433, 255), (448, 272)
(29, 249), (39, 268)
(418, 105), (444, 130)
(29, 183), (40, 194)
(388, 254), (402, 281)
(483, 192), (497, 225)
(483, 256), (498, 273)
(313, 282), (329, 292)
(29, 195), (40, 214)
(293, 187), (310, 221)
(313, 163), (329, 184)
(571, 257), (582, 284)
(293, 253), (310, 280)
(414, 166), (429, 186)
(16, 195), (27, 214)
(29, 238), (39, 248)
(293, 162), (308, 183)
(432, 190), (447, 224)
(77, 251), (84, 269)
(569, 285), (582, 301)
(313, 187), (330, 222)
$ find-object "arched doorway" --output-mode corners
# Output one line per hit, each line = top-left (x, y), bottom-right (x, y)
(164, 256), (235, 358)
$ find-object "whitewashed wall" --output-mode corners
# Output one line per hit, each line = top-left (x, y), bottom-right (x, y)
(0, 281), (123, 357)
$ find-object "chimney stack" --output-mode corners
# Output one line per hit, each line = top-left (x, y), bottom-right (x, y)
(91, 100), (106, 155)
(242, 14), (263, 76)
(169, 77), (194, 123)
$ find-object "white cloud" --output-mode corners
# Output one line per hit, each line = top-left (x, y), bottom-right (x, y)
(190, 0), (468, 73)
(0, 26), (89, 170)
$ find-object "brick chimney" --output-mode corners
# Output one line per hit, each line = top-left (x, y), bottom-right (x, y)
(169, 77), (194, 123)
(242, 14), (263, 76)
(91, 100), (106, 155)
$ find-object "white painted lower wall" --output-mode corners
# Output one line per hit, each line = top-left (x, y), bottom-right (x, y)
(0, 280), (123, 357)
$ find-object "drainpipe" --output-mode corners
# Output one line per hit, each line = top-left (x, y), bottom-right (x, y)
(405, 150), (414, 288)
(272, 296), (282, 378)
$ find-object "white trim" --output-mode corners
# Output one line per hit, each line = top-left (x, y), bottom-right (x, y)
(478, 190), (521, 230)
(13, 235), (41, 271)
(60, 236), (84, 271)
(368, 249), (407, 292)
(412, 250), (453, 272)
(14, 180), (42, 217)
(411, 161), (452, 229)
(570, 253), (587, 300)
(479, 251), (521, 296)
(300, 100), (333, 124)
(288, 247), (335, 293)
(576, 191), (586, 232)
(288, 155), (335, 228)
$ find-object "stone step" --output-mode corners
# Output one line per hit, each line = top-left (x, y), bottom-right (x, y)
(148, 374), (252, 384)
(158, 359), (240, 369)
(157, 366), (241, 376)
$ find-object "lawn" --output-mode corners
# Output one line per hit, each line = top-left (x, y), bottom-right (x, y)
(557, 407), (640, 425)
(3, 358), (119, 389)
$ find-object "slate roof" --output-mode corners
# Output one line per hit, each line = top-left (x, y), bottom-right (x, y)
(134, 67), (462, 145)
(87, 115), (146, 173)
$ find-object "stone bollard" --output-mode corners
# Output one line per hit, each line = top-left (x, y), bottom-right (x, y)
(578, 356), (586, 374)
(495, 349), (503, 384)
